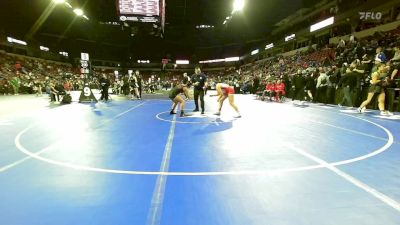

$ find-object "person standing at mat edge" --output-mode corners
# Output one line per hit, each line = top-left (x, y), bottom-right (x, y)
(182, 72), (191, 85)
(100, 74), (110, 101)
(191, 67), (207, 114)
(135, 70), (143, 99)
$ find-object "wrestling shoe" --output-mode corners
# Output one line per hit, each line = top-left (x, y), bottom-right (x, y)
(380, 111), (393, 116)
(357, 107), (366, 113)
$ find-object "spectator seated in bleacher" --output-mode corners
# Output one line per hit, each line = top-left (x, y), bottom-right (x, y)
(261, 80), (276, 102)
(274, 79), (286, 102)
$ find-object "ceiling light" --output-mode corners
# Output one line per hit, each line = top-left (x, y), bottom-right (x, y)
(176, 60), (189, 65)
(265, 43), (274, 50)
(310, 17), (334, 32)
(199, 59), (225, 64)
(73, 9), (84, 16)
(251, 49), (259, 55)
(59, 52), (68, 57)
(233, 0), (245, 13)
(7, 37), (27, 45)
(40, 46), (50, 51)
(225, 57), (240, 62)
(54, 0), (66, 4)
(285, 34), (296, 42)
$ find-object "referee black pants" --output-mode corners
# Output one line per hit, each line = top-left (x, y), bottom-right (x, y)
(193, 88), (205, 112)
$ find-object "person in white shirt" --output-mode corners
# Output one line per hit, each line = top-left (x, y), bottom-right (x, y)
(315, 67), (331, 103)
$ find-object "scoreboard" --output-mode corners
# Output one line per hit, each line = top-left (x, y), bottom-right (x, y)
(117, 0), (164, 25)
(119, 0), (159, 16)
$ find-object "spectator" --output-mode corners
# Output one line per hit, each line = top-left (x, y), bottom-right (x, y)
(252, 75), (260, 94)
(262, 80), (276, 101)
(49, 82), (60, 102)
(390, 44), (400, 80)
(291, 70), (306, 101)
(275, 79), (286, 102)
(316, 67), (330, 103)
(63, 79), (73, 93)
(304, 71), (316, 102)
(10, 75), (21, 95)
(337, 69), (358, 108)
(99, 74), (111, 101)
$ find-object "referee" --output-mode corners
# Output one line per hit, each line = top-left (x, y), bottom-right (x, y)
(191, 67), (207, 114)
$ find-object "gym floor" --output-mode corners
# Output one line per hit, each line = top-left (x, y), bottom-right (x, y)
(1, 93), (400, 225)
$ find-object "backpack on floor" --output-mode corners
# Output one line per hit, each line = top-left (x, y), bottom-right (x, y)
(61, 94), (72, 104)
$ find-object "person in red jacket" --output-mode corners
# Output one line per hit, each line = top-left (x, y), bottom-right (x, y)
(262, 80), (276, 101)
(274, 79), (286, 102)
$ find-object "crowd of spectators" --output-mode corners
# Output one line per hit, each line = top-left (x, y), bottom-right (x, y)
(233, 27), (400, 113)
(1, 25), (400, 111)
(0, 51), (83, 100)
